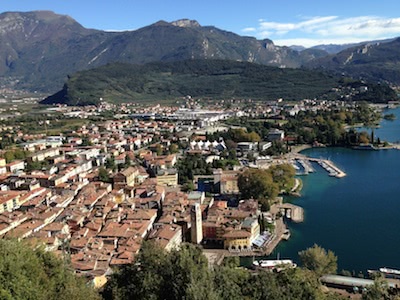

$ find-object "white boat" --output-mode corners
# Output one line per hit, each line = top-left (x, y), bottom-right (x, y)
(379, 267), (400, 277)
(253, 259), (297, 271)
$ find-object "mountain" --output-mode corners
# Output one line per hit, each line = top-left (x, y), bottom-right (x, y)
(0, 11), (328, 93)
(311, 38), (396, 54)
(41, 59), (341, 106)
(305, 38), (400, 84)
(289, 45), (307, 52)
(310, 43), (360, 54)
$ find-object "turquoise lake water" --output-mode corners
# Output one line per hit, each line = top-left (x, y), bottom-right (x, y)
(272, 107), (400, 273)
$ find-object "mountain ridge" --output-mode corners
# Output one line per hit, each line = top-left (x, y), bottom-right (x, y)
(0, 11), (326, 92)
(305, 38), (400, 84)
(1, 10), (400, 93)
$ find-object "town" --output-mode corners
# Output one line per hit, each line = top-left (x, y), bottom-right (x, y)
(0, 93), (382, 289)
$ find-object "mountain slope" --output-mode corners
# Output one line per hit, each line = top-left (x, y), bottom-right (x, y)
(0, 11), (327, 93)
(41, 59), (340, 105)
(306, 38), (400, 84)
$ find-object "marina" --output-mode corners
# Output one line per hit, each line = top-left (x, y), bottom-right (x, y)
(288, 153), (347, 178)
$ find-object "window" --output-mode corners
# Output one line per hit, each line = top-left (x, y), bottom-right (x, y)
(3, 203), (7, 211)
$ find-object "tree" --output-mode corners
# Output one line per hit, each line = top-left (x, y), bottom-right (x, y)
(238, 169), (279, 201)
(81, 135), (92, 146)
(98, 167), (110, 183)
(104, 241), (345, 300)
(362, 274), (390, 300)
(0, 239), (100, 300)
(298, 244), (337, 276)
(268, 164), (296, 192)
(124, 154), (132, 168)
(359, 132), (370, 144)
(169, 143), (179, 154)
(105, 156), (116, 172)
(104, 242), (218, 300)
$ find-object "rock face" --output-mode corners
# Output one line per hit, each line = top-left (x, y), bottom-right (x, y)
(170, 19), (201, 28)
(0, 11), (325, 92)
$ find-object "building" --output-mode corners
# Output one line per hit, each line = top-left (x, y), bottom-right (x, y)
(0, 190), (24, 213)
(149, 224), (182, 251)
(191, 203), (203, 244)
(6, 160), (25, 173)
(267, 129), (285, 142)
(237, 142), (257, 153)
(113, 167), (139, 189)
(156, 169), (178, 187)
(28, 148), (60, 162)
(0, 158), (6, 175)
(223, 230), (252, 251)
(213, 169), (240, 194)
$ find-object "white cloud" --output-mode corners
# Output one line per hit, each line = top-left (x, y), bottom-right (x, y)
(243, 15), (400, 47)
(242, 27), (256, 33)
(273, 37), (376, 48)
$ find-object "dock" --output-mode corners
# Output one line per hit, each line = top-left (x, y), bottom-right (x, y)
(289, 153), (346, 178)
(310, 158), (346, 178)
(275, 203), (304, 223)
(296, 158), (315, 174)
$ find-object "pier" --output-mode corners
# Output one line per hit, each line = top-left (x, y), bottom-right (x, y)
(289, 153), (346, 178)
(273, 203), (304, 223)
(310, 158), (347, 178)
(296, 158), (315, 174)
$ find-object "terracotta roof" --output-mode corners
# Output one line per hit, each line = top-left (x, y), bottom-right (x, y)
(223, 230), (251, 239)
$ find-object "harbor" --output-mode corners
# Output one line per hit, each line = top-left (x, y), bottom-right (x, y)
(288, 152), (347, 178)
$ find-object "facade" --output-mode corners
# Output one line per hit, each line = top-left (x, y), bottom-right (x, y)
(156, 169), (178, 187)
(6, 160), (25, 173)
(214, 169), (240, 194)
(28, 148), (60, 162)
(0, 191), (24, 213)
(267, 129), (285, 142)
(223, 230), (252, 250)
(113, 167), (138, 189)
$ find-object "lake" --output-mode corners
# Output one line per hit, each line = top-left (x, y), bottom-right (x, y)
(273, 107), (400, 273)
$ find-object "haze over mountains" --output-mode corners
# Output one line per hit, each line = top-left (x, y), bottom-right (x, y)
(0, 10), (399, 95)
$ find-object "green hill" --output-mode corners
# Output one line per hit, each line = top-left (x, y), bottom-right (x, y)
(41, 60), (340, 106)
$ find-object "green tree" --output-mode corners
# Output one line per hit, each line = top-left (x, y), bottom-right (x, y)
(81, 135), (92, 146)
(3, 151), (15, 163)
(213, 266), (249, 300)
(98, 167), (110, 183)
(104, 242), (218, 300)
(124, 154), (132, 168)
(237, 169), (279, 201)
(268, 164), (296, 192)
(362, 274), (390, 300)
(298, 244), (337, 276)
(169, 143), (179, 154)
(105, 156), (116, 172)
(0, 239), (100, 300)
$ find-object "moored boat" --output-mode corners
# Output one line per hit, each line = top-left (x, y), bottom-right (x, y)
(379, 267), (400, 277)
(253, 259), (297, 271)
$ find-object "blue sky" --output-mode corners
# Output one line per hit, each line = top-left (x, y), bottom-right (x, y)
(2, 0), (400, 47)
